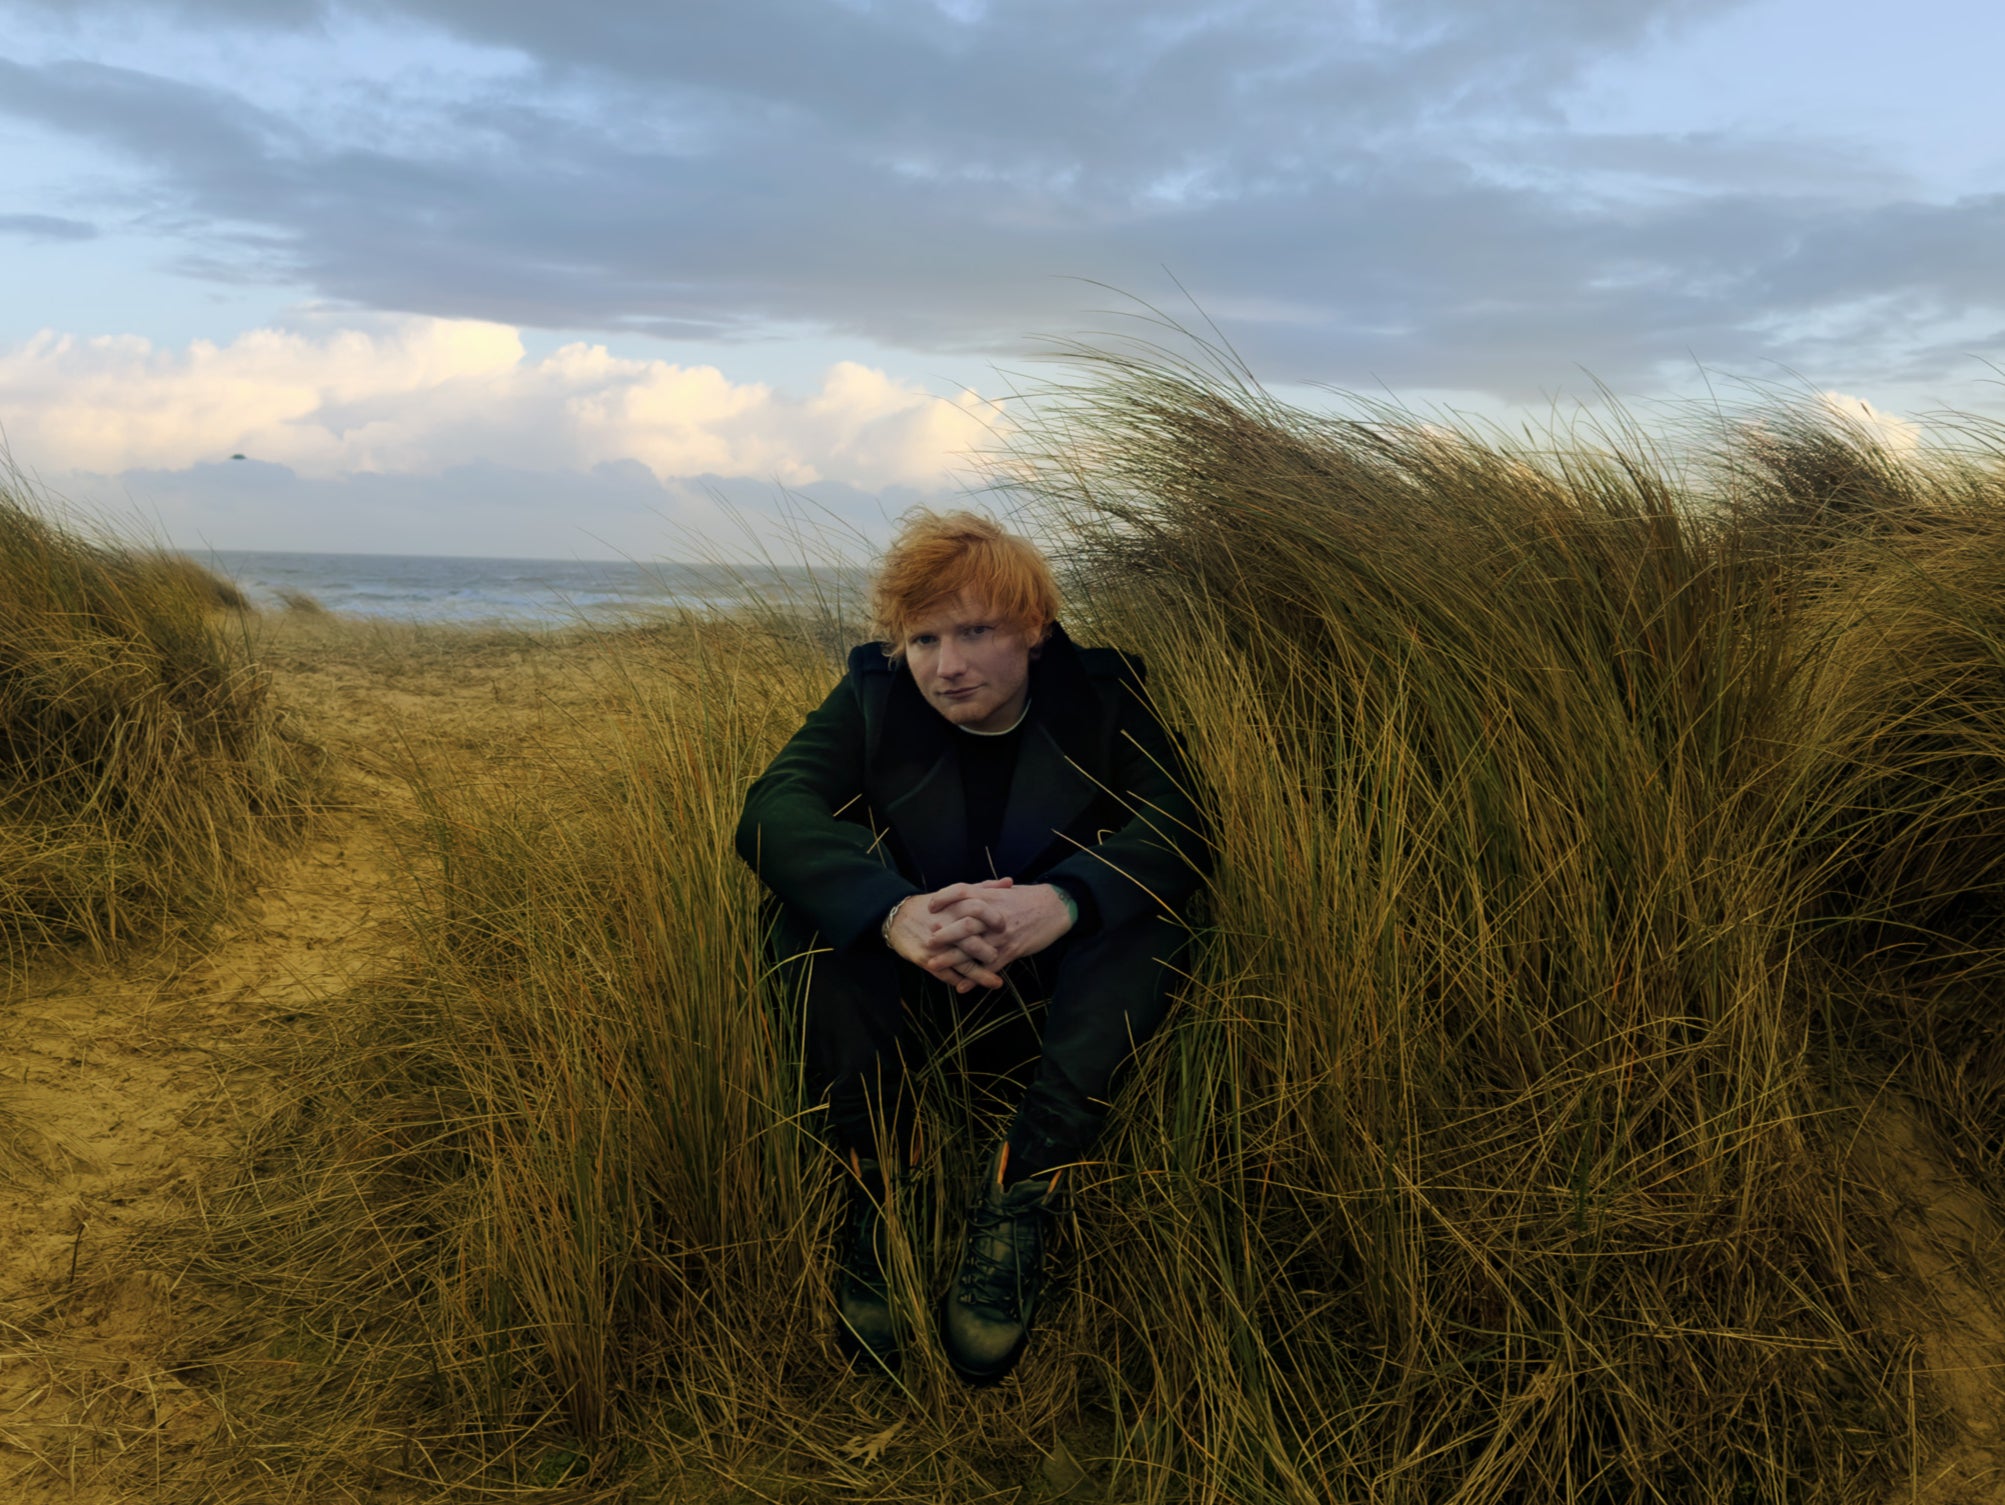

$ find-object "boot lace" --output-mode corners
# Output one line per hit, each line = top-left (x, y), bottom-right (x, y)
(839, 1184), (888, 1295)
(956, 1190), (1046, 1321)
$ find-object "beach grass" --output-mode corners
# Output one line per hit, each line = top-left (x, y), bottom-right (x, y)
(83, 364), (2005, 1499)
(0, 483), (316, 973)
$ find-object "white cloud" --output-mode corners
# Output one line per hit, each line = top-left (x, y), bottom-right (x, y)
(0, 312), (1002, 489)
(1816, 390), (1920, 453)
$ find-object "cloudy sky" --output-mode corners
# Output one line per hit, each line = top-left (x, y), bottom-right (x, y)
(3, 0), (2002, 558)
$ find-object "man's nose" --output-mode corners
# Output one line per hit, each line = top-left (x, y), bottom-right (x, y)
(938, 643), (967, 676)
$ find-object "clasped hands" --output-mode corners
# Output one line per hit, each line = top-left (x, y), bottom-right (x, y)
(883, 877), (1075, 994)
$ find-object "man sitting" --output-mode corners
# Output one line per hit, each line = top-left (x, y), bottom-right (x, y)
(735, 510), (1206, 1382)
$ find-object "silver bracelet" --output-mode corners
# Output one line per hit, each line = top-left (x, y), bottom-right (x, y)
(880, 896), (910, 944)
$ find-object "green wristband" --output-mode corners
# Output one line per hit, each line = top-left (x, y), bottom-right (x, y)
(1050, 885), (1079, 925)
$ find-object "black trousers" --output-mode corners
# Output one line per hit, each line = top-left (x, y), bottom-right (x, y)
(766, 899), (1188, 1175)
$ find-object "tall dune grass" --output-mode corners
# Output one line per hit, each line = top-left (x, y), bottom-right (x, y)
(0, 487), (314, 969)
(1011, 360), (1939, 1498)
(1772, 444), (2005, 1198)
(174, 618), (863, 1497)
(175, 367), (2005, 1500)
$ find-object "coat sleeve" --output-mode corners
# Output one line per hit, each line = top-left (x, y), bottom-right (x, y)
(1040, 678), (1210, 933)
(735, 675), (922, 951)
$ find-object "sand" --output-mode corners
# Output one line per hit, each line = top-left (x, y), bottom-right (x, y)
(0, 819), (389, 1498)
(5, 616), (2005, 1501)
(0, 618), (575, 1502)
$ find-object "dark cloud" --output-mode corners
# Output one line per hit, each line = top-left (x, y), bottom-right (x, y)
(0, 211), (97, 240)
(2, 0), (1999, 397)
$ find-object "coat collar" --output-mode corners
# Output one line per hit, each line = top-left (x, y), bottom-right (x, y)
(876, 622), (1103, 883)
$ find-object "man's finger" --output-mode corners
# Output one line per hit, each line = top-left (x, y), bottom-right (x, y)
(948, 943), (1008, 983)
(928, 901), (1001, 933)
(929, 913), (994, 947)
(934, 941), (1003, 977)
(925, 878), (1012, 912)
(923, 944), (1004, 990)
(956, 933), (1000, 965)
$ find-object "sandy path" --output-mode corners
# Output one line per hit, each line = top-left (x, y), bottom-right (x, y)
(0, 619), (564, 1503)
(0, 811), (394, 1500)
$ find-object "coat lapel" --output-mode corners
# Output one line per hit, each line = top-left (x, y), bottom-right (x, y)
(874, 656), (967, 887)
(990, 721), (1098, 877)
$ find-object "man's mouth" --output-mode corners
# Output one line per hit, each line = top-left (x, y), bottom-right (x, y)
(942, 686), (980, 700)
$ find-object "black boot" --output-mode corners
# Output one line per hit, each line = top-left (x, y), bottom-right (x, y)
(941, 1143), (1061, 1384)
(833, 1155), (901, 1371)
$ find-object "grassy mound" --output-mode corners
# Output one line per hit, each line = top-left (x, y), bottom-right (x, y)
(0, 488), (314, 967)
(1015, 364), (1948, 1498)
(1777, 454), (2005, 1201)
(173, 371), (2005, 1500)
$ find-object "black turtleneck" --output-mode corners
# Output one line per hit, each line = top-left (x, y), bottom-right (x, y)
(956, 720), (1023, 876)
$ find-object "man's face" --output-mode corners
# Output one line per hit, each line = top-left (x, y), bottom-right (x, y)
(902, 593), (1039, 734)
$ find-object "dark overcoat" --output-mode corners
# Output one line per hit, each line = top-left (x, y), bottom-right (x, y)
(735, 623), (1207, 952)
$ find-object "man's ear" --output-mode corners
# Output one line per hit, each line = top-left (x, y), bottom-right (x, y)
(1029, 620), (1052, 659)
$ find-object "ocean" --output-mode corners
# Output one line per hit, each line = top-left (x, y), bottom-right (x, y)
(201, 550), (865, 626)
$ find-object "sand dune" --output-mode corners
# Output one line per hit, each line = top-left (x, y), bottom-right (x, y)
(0, 619), (576, 1502)
(7, 614), (2005, 1501)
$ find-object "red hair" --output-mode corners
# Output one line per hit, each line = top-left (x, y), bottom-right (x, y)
(871, 510), (1061, 660)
